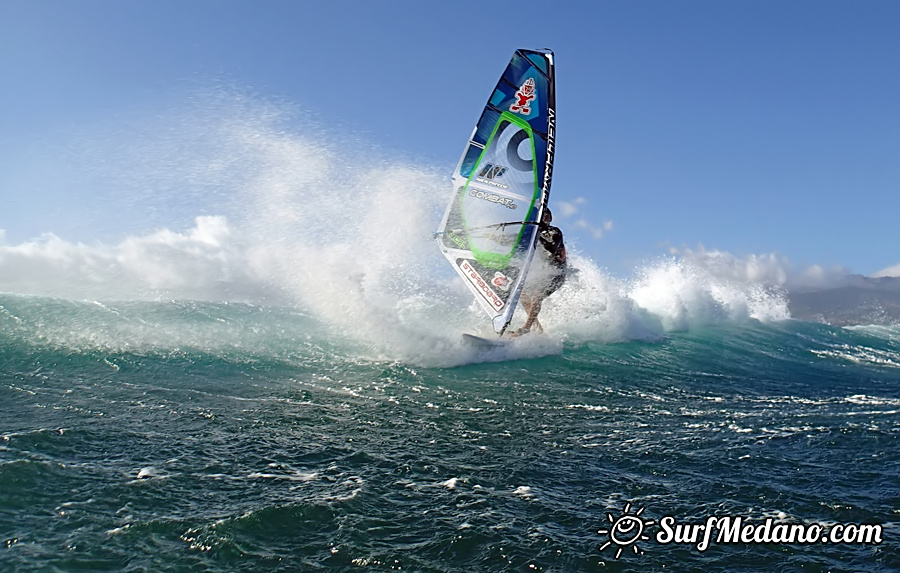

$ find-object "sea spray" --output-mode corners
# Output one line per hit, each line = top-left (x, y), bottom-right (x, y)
(0, 90), (792, 365)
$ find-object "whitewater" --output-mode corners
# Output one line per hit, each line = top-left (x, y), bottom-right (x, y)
(1, 95), (897, 571)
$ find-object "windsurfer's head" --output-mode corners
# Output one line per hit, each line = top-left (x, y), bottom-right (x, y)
(542, 208), (553, 224)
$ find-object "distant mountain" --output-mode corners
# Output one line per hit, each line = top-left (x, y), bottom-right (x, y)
(787, 275), (900, 326)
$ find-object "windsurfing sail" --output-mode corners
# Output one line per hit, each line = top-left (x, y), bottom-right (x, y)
(436, 48), (556, 334)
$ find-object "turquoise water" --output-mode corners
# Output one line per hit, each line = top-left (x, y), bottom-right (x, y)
(1, 294), (898, 571)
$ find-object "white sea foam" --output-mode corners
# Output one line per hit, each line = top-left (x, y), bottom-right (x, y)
(628, 257), (791, 329)
(512, 485), (534, 498)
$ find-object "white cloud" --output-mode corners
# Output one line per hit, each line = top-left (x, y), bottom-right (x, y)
(558, 201), (578, 217)
(555, 197), (611, 241)
(873, 263), (900, 278)
(575, 218), (606, 240)
(0, 216), (281, 302)
(556, 195), (585, 218)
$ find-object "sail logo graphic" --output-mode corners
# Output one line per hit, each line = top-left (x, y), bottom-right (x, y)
(478, 163), (508, 180)
(509, 78), (536, 115)
(597, 503), (655, 559)
(476, 163), (510, 189)
(491, 272), (510, 291)
(469, 188), (517, 209)
(458, 260), (504, 310)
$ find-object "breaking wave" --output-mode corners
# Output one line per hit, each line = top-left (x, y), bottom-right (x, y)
(0, 90), (792, 365)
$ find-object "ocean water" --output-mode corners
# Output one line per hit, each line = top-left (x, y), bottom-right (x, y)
(2, 294), (898, 572)
(2, 97), (898, 571)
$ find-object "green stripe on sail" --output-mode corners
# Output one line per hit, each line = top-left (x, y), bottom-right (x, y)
(461, 112), (539, 270)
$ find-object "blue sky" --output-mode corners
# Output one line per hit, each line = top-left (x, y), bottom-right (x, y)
(2, 0), (898, 277)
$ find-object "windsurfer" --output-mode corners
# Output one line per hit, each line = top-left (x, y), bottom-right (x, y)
(511, 208), (567, 336)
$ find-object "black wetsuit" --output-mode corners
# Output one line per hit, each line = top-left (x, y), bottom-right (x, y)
(535, 224), (567, 297)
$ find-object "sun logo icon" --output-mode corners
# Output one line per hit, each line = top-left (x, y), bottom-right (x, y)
(597, 502), (655, 559)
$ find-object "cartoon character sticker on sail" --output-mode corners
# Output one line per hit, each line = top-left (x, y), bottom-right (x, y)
(509, 78), (536, 115)
(492, 272), (511, 292)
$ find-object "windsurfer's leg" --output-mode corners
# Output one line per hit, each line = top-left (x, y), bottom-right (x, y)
(521, 296), (544, 333)
(512, 293), (536, 336)
(520, 295), (533, 316)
